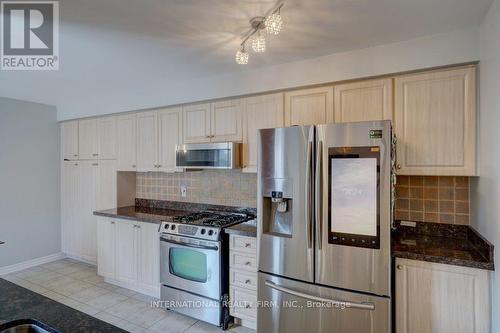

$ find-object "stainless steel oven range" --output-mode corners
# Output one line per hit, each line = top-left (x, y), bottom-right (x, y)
(159, 211), (254, 330)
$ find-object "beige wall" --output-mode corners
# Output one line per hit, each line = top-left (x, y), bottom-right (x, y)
(136, 170), (257, 208)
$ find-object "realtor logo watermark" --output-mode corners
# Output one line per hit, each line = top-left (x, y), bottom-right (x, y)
(1, 1), (59, 70)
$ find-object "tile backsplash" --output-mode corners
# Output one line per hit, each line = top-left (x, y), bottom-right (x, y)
(136, 170), (257, 208)
(395, 176), (470, 225)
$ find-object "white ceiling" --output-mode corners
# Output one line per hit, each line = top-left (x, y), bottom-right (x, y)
(0, 0), (493, 118)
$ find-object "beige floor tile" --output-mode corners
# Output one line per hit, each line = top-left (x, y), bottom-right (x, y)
(43, 275), (77, 289)
(73, 302), (100, 316)
(93, 311), (123, 326)
(113, 286), (139, 297)
(40, 290), (65, 301)
(67, 267), (97, 280)
(114, 320), (146, 333)
(81, 274), (105, 285)
(50, 279), (94, 297)
(0, 273), (25, 283)
(58, 296), (85, 309)
(14, 280), (49, 294)
(55, 264), (89, 275)
(127, 307), (169, 328)
(85, 292), (129, 310)
(24, 270), (62, 284)
(148, 311), (197, 333)
(131, 292), (159, 304)
(105, 298), (150, 319)
(184, 321), (222, 333)
(69, 285), (112, 303)
(93, 281), (121, 291)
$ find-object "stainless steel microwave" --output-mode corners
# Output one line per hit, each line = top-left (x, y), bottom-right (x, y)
(175, 142), (241, 169)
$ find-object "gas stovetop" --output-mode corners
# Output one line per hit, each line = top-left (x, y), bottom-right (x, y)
(160, 210), (254, 241)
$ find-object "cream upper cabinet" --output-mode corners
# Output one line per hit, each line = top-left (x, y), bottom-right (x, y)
(284, 86), (334, 126)
(394, 67), (476, 175)
(243, 93), (284, 173)
(211, 99), (243, 142)
(136, 111), (158, 172)
(183, 103), (211, 143)
(117, 113), (137, 171)
(396, 258), (490, 333)
(78, 118), (98, 160)
(158, 107), (182, 172)
(97, 116), (117, 160)
(334, 78), (393, 122)
(61, 121), (79, 160)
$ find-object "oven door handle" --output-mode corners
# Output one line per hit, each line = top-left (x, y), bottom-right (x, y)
(160, 236), (219, 251)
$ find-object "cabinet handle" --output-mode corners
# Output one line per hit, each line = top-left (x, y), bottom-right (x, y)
(92, 153), (99, 157)
(132, 165), (136, 168)
(74, 163), (78, 166)
(137, 225), (141, 229)
(157, 165), (161, 168)
(396, 164), (401, 170)
(206, 135), (211, 138)
(111, 221), (115, 224)
(245, 243), (251, 248)
(397, 264), (403, 270)
(245, 261), (251, 266)
(73, 154), (78, 157)
(245, 304), (251, 309)
(92, 163), (98, 166)
(245, 279), (251, 284)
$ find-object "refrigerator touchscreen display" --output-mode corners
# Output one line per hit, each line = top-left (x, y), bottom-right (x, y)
(331, 158), (377, 236)
(328, 146), (380, 249)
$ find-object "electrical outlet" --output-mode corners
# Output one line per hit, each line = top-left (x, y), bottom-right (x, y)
(180, 185), (187, 198)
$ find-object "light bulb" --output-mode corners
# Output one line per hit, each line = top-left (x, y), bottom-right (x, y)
(251, 31), (266, 53)
(265, 12), (283, 35)
(235, 47), (249, 65)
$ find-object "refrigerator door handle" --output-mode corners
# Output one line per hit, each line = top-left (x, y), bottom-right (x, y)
(265, 280), (375, 311)
(305, 139), (313, 249)
(315, 140), (323, 250)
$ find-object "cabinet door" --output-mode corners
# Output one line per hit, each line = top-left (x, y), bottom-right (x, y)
(284, 86), (334, 126)
(334, 78), (393, 122)
(61, 161), (80, 256)
(96, 159), (117, 211)
(136, 111), (158, 172)
(158, 107), (182, 172)
(115, 219), (137, 285)
(117, 113), (137, 171)
(61, 121), (79, 160)
(97, 218), (116, 279)
(136, 222), (160, 296)
(78, 118), (98, 160)
(77, 160), (99, 263)
(396, 258), (490, 333)
(243, 93), (284, 172)
(394, 67), (476, 175)
(211, 99), (243, 142)
(183, 103), (211, 143)
(97, 116), (117, 159)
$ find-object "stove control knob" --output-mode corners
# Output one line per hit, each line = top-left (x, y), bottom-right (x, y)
(208, 230), (214, 236)
(200, 229), (206, 235)
(164, 224), (169, 229)
(171, 225), (176, 230)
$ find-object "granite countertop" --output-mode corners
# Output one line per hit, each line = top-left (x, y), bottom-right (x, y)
(225, 220), (257, 237)
(0, 279), (126, 333)
(392, 221), (494, 270)
(94, 199), (257, 226)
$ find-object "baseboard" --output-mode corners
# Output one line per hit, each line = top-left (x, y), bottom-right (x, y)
(0, 252), (66, 276)
(64, 253), (97, 266)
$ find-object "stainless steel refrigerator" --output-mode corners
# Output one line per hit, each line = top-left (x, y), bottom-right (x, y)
(257, 121), (393, 333)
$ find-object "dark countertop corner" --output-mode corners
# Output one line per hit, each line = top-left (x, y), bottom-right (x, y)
(392, 221), (494, 270)
(0, 279), (127, 333)
(225, 219), (257, 237)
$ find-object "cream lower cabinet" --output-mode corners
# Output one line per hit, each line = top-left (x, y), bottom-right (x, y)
(284, 86), (334, 126)
(396, 258), (490, 333)
(62, 159), (117, 264)
(334, 78), (393, 122)
(229, 235), (258, 330)
(97, 217), (160, 297)
(242, 93), (284, 173)
(394, 66), (476, 176)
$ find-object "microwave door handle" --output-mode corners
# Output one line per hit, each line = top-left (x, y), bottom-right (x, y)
(315, 140), (323, 250)
(265, 280), (375, 311)
(160, 236), (219, 251)
(305, 139), (313, 249)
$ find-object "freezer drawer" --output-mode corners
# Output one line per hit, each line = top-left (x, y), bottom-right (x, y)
(258, 272), (390, 333)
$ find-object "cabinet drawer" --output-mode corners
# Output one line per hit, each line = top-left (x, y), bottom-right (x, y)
(230, 286), (257, 320)
(230, 269), (258, 291)
(230, 252), (257, 272)
(230, 235), (257, 254)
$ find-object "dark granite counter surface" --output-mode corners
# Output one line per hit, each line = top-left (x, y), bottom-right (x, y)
(94, 199), (257, 226)
(0, 279), (126, 333)
(225, 220), (257, 237)
(392, 221), (494, 270)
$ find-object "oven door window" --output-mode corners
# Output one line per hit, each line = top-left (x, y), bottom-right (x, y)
(169, 248), (208, 283)
(176, 149), (230, 168)
(328, 146), (380, 249)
